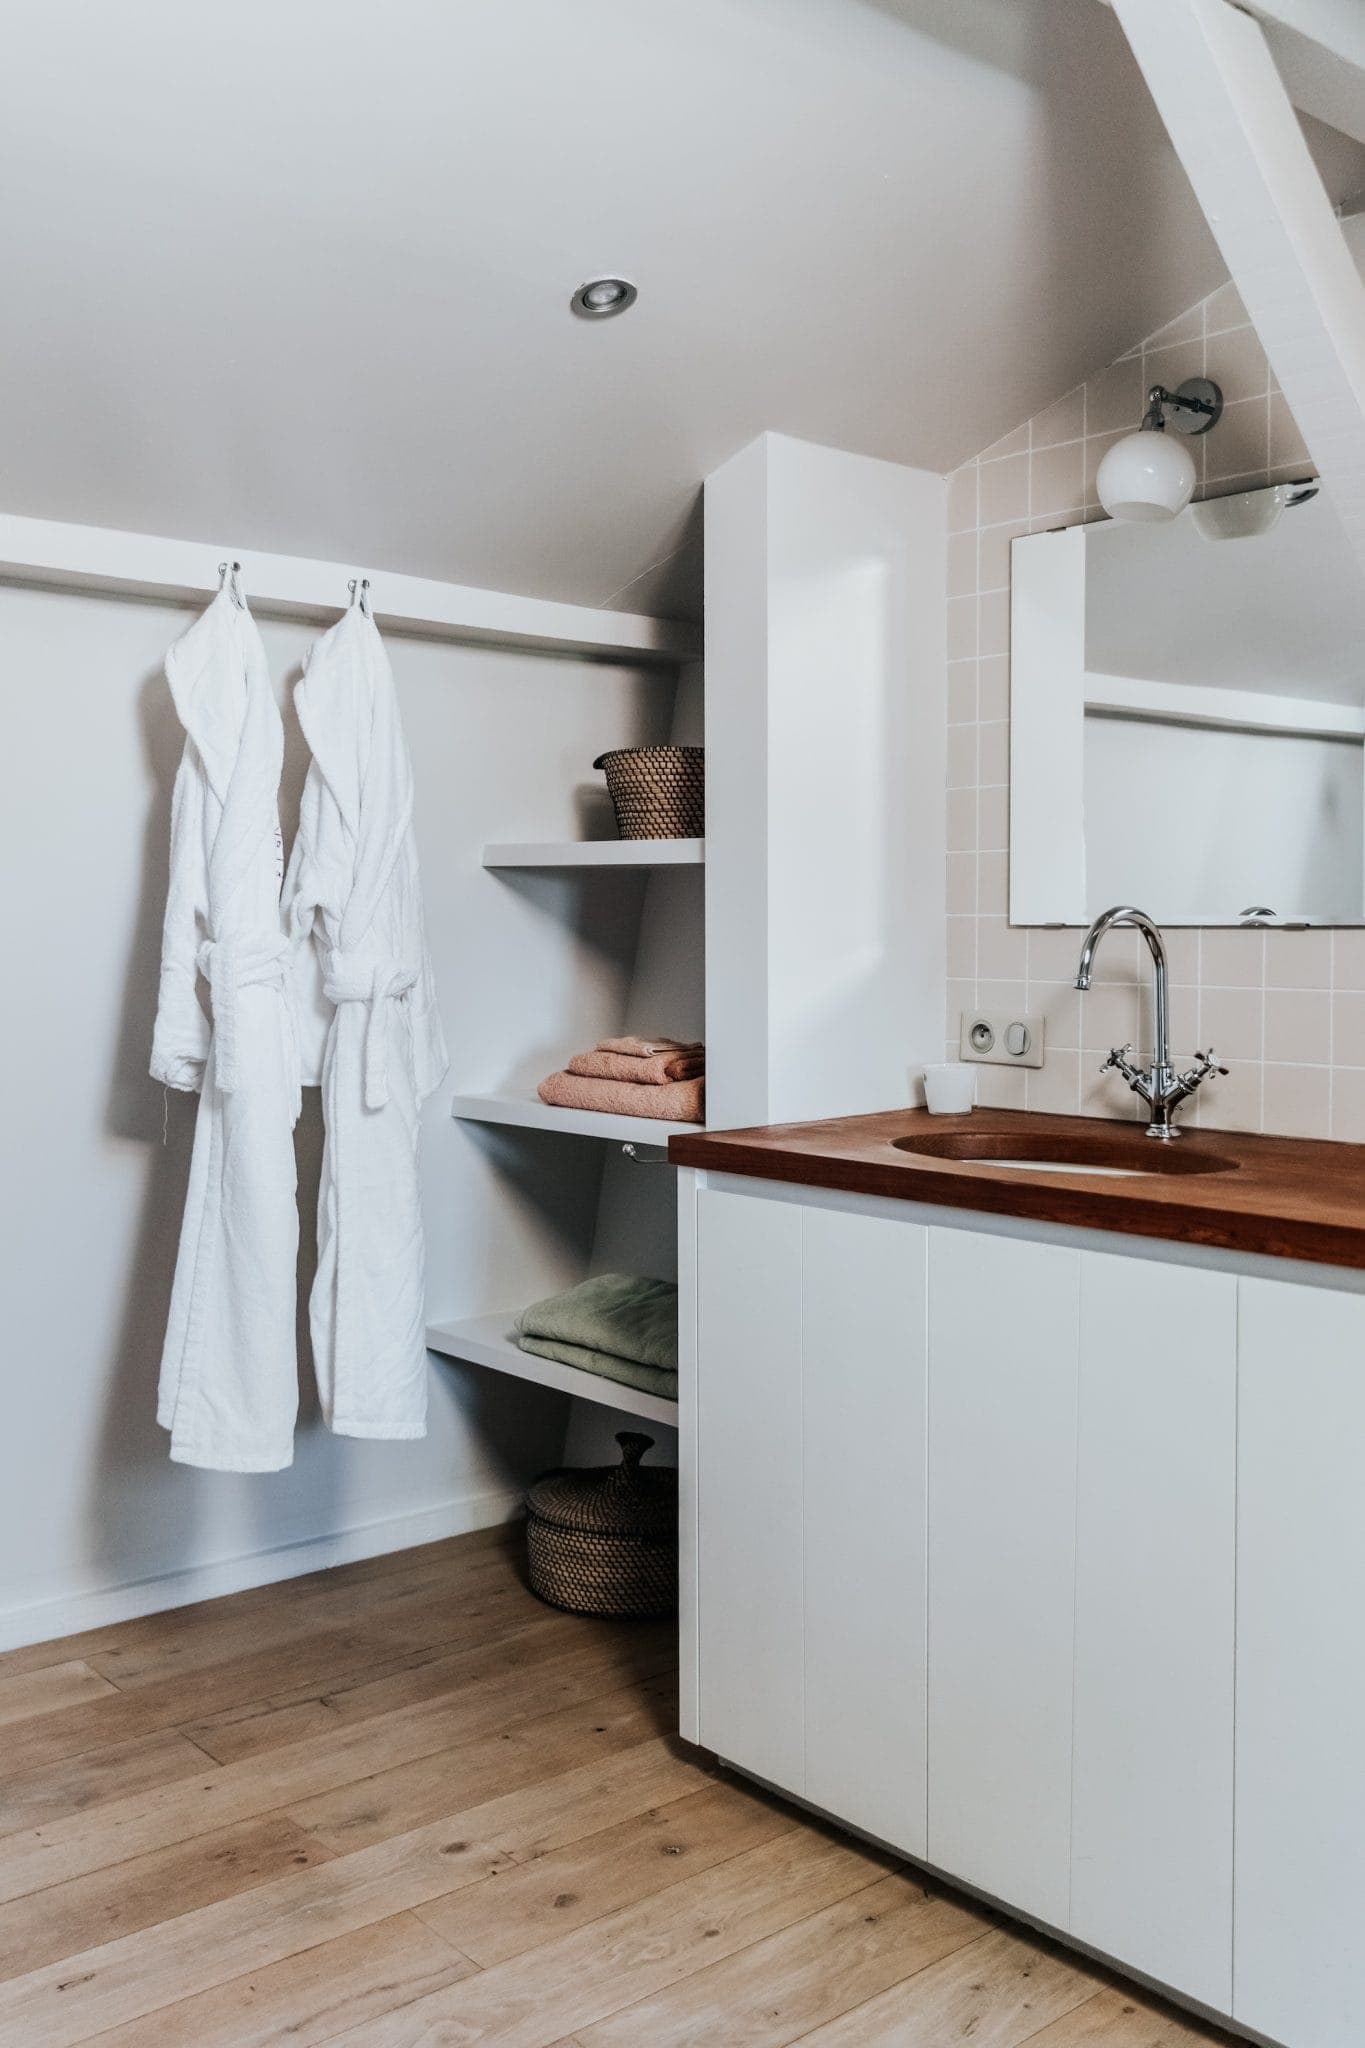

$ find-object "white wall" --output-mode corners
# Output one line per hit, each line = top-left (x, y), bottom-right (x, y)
(0, 579), (675, 1646)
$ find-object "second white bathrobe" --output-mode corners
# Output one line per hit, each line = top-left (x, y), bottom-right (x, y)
(286, 605), (447, 1439)
(152, 587), (300, 1471)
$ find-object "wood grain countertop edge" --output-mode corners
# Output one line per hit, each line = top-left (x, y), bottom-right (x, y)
(669, 1109), (1365, 1273)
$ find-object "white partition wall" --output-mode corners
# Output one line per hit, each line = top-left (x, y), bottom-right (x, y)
(704, 433), (947, 1128)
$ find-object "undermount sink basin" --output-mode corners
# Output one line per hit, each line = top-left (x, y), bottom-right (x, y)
(892, 1127), (1239, 1179)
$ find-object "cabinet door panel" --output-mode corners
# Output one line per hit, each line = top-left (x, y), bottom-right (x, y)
(927, 1226), (1080, 1925)
(1072, 1253), (1235, 2009)
(1236, 1276), (1365, 2048)
(803, 1204), (927, 1855)
(696, 1187), (804, 1791)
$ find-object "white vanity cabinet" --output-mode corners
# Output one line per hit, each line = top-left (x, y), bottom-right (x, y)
(926, 1225), (1080, 1929)
(1234, 1278), (1365, 2048)
(1069, 1252), (1237, 2013)
(680, 1169), (1365, 2048)
(693, 1185), (929, 1854)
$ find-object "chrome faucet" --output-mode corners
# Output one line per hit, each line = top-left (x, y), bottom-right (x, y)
(1074, 906), (1226, 1139)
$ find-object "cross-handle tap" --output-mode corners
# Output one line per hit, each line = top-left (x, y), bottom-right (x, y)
(1078, 906), (1230, 1138)
(1169, 1048), (1229, 1107)
(1100, 1043), (1148, 1094)
(1101, 1042), (1228, 1116)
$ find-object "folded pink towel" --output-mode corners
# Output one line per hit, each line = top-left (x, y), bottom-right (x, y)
(597, 1035), (703, 1060)
(568, 1048), (705, 1085)
(538, 1070), (705, 1124)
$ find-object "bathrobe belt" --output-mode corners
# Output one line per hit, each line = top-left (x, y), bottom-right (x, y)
(196, 933), (293, 1095)
(322, 950), (419, 1110)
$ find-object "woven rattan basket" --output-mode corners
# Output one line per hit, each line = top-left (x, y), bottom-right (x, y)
(525, 1433), (678, 1618)
(592, 745), (704, 840)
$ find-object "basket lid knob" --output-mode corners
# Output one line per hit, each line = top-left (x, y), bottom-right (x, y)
(611, 1432), (653, 1486)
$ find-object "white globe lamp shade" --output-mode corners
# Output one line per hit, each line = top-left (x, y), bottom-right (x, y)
(1096, 430), (1196, 522)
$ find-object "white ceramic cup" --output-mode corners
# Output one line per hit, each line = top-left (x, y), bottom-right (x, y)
(922, 1062), (976, 1115)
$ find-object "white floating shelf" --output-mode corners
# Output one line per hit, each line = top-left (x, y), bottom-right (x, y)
(425, 1310), (679, 1427)
(451, 1090), (699, 1145)
(482, 839), (704, 869)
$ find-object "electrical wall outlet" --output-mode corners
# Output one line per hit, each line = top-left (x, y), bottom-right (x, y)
(959, 1010), (1045, 1069)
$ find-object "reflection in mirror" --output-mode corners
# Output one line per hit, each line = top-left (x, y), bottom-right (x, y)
(1009, 483), (1365, 927)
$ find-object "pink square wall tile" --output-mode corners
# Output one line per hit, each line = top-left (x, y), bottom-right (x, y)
(1264, 930), (1331, 990)
(1027, 1050), (1081, 1113)
(946, 786), (977, 853)
(977, 977), (1027, 1014)
(947, 464), (978, 533)
(1264, 989), (1330, 1067)
(1028, 926), (1085, 980)
(1334, 930), (1365, 992)
(978, 655), (1010, 723)
(1332, 992), (1365, 1068)
(1198, 985), (1264, 1063)
(978, 785), (1009, 853)
(979, 453), (1030, 525)
(947, 530), (978, 598)
(1200, 928), (1264, 989)
(1029, 981), (1082, 1050)
(1331, 1068), (1365, 1143)
(978, 916), (1028, 981)
(1261, 1064), (1331, 1141)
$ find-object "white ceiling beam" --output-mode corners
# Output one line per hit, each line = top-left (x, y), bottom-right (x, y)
(1111, 0), (1365, 572)
(1239, 0), (1365, 59)
(1097, 0), (1365, 143)
(1248, 2), (1365, 146)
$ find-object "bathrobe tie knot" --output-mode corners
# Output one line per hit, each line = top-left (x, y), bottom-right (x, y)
(196, 933), (292, 1094)
(323, 950), (419, 1110)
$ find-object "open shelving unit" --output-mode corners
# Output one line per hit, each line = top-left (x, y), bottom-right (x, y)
(425, 1311), (679, 1428)
(482, 839), (703, 869)
(432, 641), (705, 1461)
(451, 1089), (699, 1146)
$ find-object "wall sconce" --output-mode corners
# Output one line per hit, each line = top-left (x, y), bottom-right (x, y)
(1096, 377), (1223, 522)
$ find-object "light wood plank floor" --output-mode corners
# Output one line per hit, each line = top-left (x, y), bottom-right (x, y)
(0, 1526), (1240, 2046)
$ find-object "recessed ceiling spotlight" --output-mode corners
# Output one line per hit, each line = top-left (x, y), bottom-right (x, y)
(571, 277), (637, 319)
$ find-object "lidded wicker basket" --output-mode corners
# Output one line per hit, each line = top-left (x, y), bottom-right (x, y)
(592, 745), (704, 841)
(525, 1433), (678, 1618)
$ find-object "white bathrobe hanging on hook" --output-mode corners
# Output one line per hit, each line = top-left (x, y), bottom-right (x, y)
(151, 571), (301, 1471)
(285, 589), (447, 1441)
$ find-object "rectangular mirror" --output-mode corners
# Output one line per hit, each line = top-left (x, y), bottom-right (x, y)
(1009, 482), (1365, 927)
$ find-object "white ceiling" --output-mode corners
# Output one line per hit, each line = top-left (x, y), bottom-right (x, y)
(2, 0), (1362, 620)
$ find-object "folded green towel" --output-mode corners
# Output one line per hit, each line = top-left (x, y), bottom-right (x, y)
(517, 1273), (679, 1399)
(518, 1335), (677, 1401)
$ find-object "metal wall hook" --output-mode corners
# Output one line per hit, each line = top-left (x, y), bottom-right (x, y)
(347, 576), (372, 617)
(217, 560), (246, 609)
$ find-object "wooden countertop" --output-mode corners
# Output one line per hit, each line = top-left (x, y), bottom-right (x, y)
(670, 1107), (1365, 1271)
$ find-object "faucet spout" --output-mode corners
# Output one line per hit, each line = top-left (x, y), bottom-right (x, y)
(1074, 906), (1217, 1138)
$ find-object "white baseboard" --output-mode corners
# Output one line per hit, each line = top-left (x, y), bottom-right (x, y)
(0, 1486), (525, 1653)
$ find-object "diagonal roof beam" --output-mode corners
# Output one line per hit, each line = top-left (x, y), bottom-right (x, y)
(1112, 0), (1365, 572)
(1249, 1), (1365, 147)
(1098, 0), (1365, 144)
